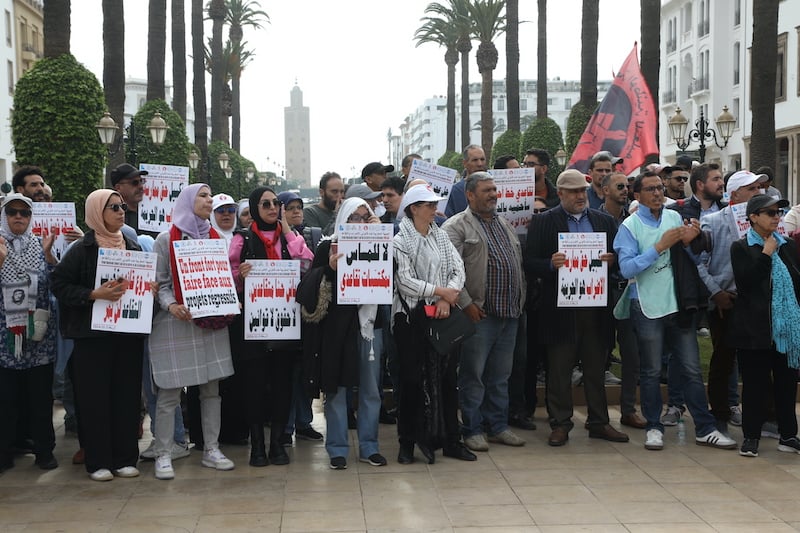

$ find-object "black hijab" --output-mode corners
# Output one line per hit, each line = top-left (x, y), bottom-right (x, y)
(248, 186), (278, 231)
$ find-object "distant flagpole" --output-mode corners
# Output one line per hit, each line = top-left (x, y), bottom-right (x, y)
(567, 44), (659, 175)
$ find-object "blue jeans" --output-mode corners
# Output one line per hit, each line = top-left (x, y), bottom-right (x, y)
(458, 315), (518, 437)
(630, 300), (715, 436)
(285, 359), (314, 434)
(324, 330), (383, 459)
(666, 351), (685, 407)
(142, 348), (186, 444)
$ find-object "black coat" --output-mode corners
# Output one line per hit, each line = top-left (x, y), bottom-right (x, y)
(524, 205), (618, 345)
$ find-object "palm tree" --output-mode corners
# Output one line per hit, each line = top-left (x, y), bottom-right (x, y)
(147, 0), (167, 102)
(425, 1), (472, 148)
(172, 0), (187, 123)
(640, 0), (660, 159)
(43, 0), (70, 58)
(467, 0), (506, 157)
(579, 0), (599, 107)
(225, 0), (269, 152)
(192, 0), (209, 178)
(414, 15), (459, 152)
(208, 0), (227, 143)
(536, 0), (547, 119)
(750, 0), (779, 173)
(102, 0), (125, 173)
(505, 0), (519, 132)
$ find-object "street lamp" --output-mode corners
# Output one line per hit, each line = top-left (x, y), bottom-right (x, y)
(667, 106), (736, 163)
(187, 149), (230, 192)
(554, 148), (568, 167)
(97, 110), (170, 165)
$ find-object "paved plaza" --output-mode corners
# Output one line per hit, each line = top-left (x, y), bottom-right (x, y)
(2, 402), (800, 532)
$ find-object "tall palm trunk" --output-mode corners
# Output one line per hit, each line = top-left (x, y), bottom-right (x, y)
(172, 0), (187, 123)
(458, 37), (472, 148)
(505, 0), (519, 132)
(536, 0), (547, 119)
(102, 0), (125, 174)
(750, 0), (779, 174)
(147, 0), (167, 101)
(640, 0), (661, 160)
(477, 41), (498, 156)
(43, 0), (70, 58)
(445, 48), (458, 152)
(579, 0), (599, 106)
(209, 0), (227, 143)
(192, 0), (209, 176)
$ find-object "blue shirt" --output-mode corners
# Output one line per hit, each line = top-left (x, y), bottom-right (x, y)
(614, 206), (667, 300)
(444, 179), (467, 217)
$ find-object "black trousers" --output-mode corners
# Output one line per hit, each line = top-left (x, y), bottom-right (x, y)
(738, 348), (798, 441)
(71, 337), (143, 473)
(707, 308), (737, 421)
(236, 350), (294, 428)
(0, 363), (55, 460)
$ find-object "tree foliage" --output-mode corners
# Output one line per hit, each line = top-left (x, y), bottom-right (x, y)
(128, 99), (191, 168)
(437, 150), (460, 170)
(12, 54), (105, 224)
(204, 140), (257, 200)
(565, 100), (596, 154)
(521, 117), (564, 180)
(491, 129), (522, 163)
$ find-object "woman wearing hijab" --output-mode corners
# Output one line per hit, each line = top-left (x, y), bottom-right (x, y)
(297, 197), (387, 469)
(52, 190), (144, 481)
(227, 186), (314, 467)
(237, 199), (252, 229)
(731, 194), (800, 458)
(0, 193), (58, 473)
(210, 193), (237, 244)
(149, 183), (235, 480)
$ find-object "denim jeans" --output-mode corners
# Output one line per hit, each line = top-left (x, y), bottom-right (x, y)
(458, 315), (518, 437)
(629, 300), (715, 436)
(285, 358), (315, 434)
(666, 352), (685, 407)
(324, 330), (383, 459)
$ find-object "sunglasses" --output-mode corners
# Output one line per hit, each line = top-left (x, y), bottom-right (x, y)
(215, 206), (237, 214)
(105, 203), (128, 212)
(614, 183), (627, 191)
(669, 175), (689, 182)
(757, 208), (784, 217)
(5, 207), (32, 218)
(532, 208), (549, 214)
(259, 199), (282, 209)
(121, 178), (146, 187)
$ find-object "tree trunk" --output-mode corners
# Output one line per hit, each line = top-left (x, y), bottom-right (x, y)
(171, 0), (187, 123)
(640, 0), (660, 159)
(505, 0), (520, 132)
(231, 75), (241, 152)
(750, 0), (779, 176)
(580, 0), (599, 106)
(477, 42), (498, 157)
(209, 0), (227, 143)
(445, 48), (458, 152)
(458, 37), (472, 149)
(43, 0), (70, 58)
(192, 0), (209, 177)
(102, 0), (125, 177)
(536, 0), (547, 119)
(147, 0), (167, 102)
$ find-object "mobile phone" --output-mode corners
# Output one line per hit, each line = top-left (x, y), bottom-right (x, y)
(424, 304), (436, 318)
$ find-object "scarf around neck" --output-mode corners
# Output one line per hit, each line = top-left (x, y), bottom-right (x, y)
(85, 190), (125, 250)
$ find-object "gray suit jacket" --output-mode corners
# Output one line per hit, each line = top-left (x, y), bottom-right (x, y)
(698, 206), (738, 309)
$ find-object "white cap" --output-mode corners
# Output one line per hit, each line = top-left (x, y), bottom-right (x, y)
(396, 183), (443, 221)
(726, 170), (768, 194)
(212, 193), (236, 211)
(1, 192), (33, 209)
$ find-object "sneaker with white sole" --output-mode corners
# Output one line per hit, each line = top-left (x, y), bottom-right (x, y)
(154, 455), (174, 480)
(777, 436), (800, 454)
(89, 468), (113, 481)
(761, 422), (780, 439)
(463, 433), (490, 452)
(644, 429), (664, 450)
(571, 367), (583, 386)
(171, 441), (191, 460)
(696, 430), (737, 449)
(140, 440), (157, 460)
(729, 405), (742, 427)
(202, 448), (235, 470)
(113, 466), (139, 478)
(739, 438), (759, 457)
(604, 370), (622, 385)
(661, 405), (683, 426)
(488, 429), (525, 446)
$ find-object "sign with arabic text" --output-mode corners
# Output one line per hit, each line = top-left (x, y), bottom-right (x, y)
(489, 167), (535, 234)
(408, 159), (458, 213)
(90, 248), (157, 333)
(244, 260), (300, 340)
(336, 223), (393, 304)
(557, 232), (608, 307)
(172, 238), (240, 318)
(139, 163), (189, 233)
(31, 202), (77, 263)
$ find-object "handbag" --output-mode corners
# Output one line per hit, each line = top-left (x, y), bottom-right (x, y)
(193, 315), (236, 330)
(400, 297), (475, 355)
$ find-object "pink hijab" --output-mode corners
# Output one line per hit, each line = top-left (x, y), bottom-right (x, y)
(85, 189), (125, 249)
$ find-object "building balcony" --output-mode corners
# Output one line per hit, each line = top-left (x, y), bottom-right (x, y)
(688, 76), (709, 97)
(697, 20), (709, 37)
(662, 89), (677, 104)
(666, 39), (677, 54)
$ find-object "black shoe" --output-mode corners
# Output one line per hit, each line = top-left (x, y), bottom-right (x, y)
(295, 426), (324, 441)
(34, 453), (58, 470)
(359, 453), (388, 466)
(443, 442), (477, 462)
(278, 433), (292, 447)
(397, 442), (414, 465)
(329, 456), (347, 470)
(417, 442), (435, 464)
(249, 424), (268, 467)
(379, 407), (397, 425)
(509, 413), (537, 431)
(268, 442), (290, 465)
(347, 409), (357, 430)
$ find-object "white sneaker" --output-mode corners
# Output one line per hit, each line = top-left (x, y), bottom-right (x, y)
(696, 430), (737, 449)
(89, 468), (113, 481)
(604, 370), (622, 385)
(661, 405), (682, 426)
(140, 440), (157, 460)
(154, 455), (174, 480)
(644, 429), (664, 450)
(171, 441), (191, 460)
(113, 466), (140, 478)
(463, 433), (490, 452)
(202, 448), (235, 471)
(488, 429), (526, 446)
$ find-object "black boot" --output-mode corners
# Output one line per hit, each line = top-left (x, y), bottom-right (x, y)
(268, 424), (290, 465)
(397, 441), (414, 464)
(248, 424), (268, 467)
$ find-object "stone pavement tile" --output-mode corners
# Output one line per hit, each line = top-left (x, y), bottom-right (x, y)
(514, 484), (598, 505)
(624, 451), (703, 469)
(201, 493), (284, 514)
(105, 515), (199, 533)
(639, 465), (724, 484)
(757, 500), (800, 522)
(430, 469), (507, 489)
(705, 523), (797, 532)
(52, 480), (137, 501)
(284, 471), (361, 492)
(0, 484), (63, 503)
(455, 527), (540, 533)
(604, 501), (702, 524)
(35, 499), (127, 523)
(132, 477), (214, 497)
(662, 482), (750, 503)
(194, 512), (282, 533)
(575, 467), (653, 485)
(549, 452), (632, 470)
(203, 475), (286, 495)
(361, 487), (441, 509)
(283, 490), (362, 512)
(685, 500), (782, 523)
(19, 520), (112, 533)
(501, 468), (583, 487)
(733, 480), (800, 500)
(538, 525), (628, 533)
(445, 503), (534, 528)
(118, 495), (206, 519)
(523, 503), (618, 526)
(280, 509), (366, 532)
(0, 503), (55, 525)
(776, 464), (800, 480)
(624, 525), (716, 533)
(439, 485), (520, 506)
(588, 482), (676, 503)
(491, 453), (570, 471)
(359, 470), (436, 492)
(714, 464), (800, 484)
(364, 503), (452, 530)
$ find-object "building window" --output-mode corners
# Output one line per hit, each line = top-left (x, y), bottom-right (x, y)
(520, 99), (527, 111)
(4, 11), (10, 47)
(564, 98), (572, 110)
(667, 18), (677, 53)
(732, 98), (740, 130)
(797, 27), (800, 96)
(698, 0), (709, 37)
(776, 32), (787, 102)
(733, 0), (741, 27)
(7, 60), (13, 95)
(497, 98), (505, 111)
(547, 98), (554, 106)
(733, 42), (740, 85)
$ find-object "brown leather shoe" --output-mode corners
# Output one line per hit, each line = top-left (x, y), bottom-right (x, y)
(72, 448), (85, 465)
(620, 412), (647, 429)
(548, 427), (569, 446)
(588, 424), (630, 442)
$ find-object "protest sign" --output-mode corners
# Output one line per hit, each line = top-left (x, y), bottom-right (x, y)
(336, 223), (393, 304)
(172, 238), (240, 318)
(31, 202), (77, 262)
(91, 248), (157, 333)
(139, 163), (189, 233)
(557, 232), (608, 307)
(243, 260), (301, 340)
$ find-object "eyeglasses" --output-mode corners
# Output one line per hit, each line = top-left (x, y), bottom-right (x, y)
(347, 213), (370, 223)
(259, 199), (282, 209)
(757, 208), (784, 217)
(669, 175), (689, 182)
(5, 207), (32, 218)
(523, 161), (543, 168)
(121, 178), (146, 187)
(104, 203), (128, 212)
(532, 208), (549, 214)
(215, 206), (237, 214)
(614, 183), (627, 191)
(414, 201), (438, 208)
(284, 204), (303, 212)
(640, 185), (665, 194)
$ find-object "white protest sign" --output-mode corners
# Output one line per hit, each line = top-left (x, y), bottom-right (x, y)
(31, 202), (77, 263)
(139, 163), (189, 233)
(90, 248), (157, 333)
(244, 260), (301, 340)
(489, 167), (535, 234)
(336, 223), (393, 305)
(557, 232), (609, 307)
(172, 238), (240, 318)
(408, 159), (458, 213)
(730, 202), (786, 238)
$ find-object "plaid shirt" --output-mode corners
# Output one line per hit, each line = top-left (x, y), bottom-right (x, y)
(475, 213), (522, 318)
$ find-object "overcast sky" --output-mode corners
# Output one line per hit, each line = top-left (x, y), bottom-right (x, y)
(70, 0), (642, 184)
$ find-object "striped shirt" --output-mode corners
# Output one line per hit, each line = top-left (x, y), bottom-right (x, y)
(475, 213), (522, 318)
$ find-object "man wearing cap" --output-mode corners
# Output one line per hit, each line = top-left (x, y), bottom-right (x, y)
(361, 162), (394, 192)
(442, 172), (526, 452)
(522, 148), (559, 208)
(444, 145), (488, 217)
(696, 170), (768, 428)
(304, 172), (344, 237)
(110, 163), (151, 234)
(526, 169), (628, 446)
(345, 183), (383, 211)
(613, 171), (736, 451)
(587, 152), (622, 210)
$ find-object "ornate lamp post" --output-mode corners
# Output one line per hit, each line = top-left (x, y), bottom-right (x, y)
(96, 111), (170, 166)
(668, 106), (736, 163)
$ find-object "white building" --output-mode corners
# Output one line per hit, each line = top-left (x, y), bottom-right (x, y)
(660, 0), (800, 202)
(123, 78), (197, 143)
(397, 79), (611, 164)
